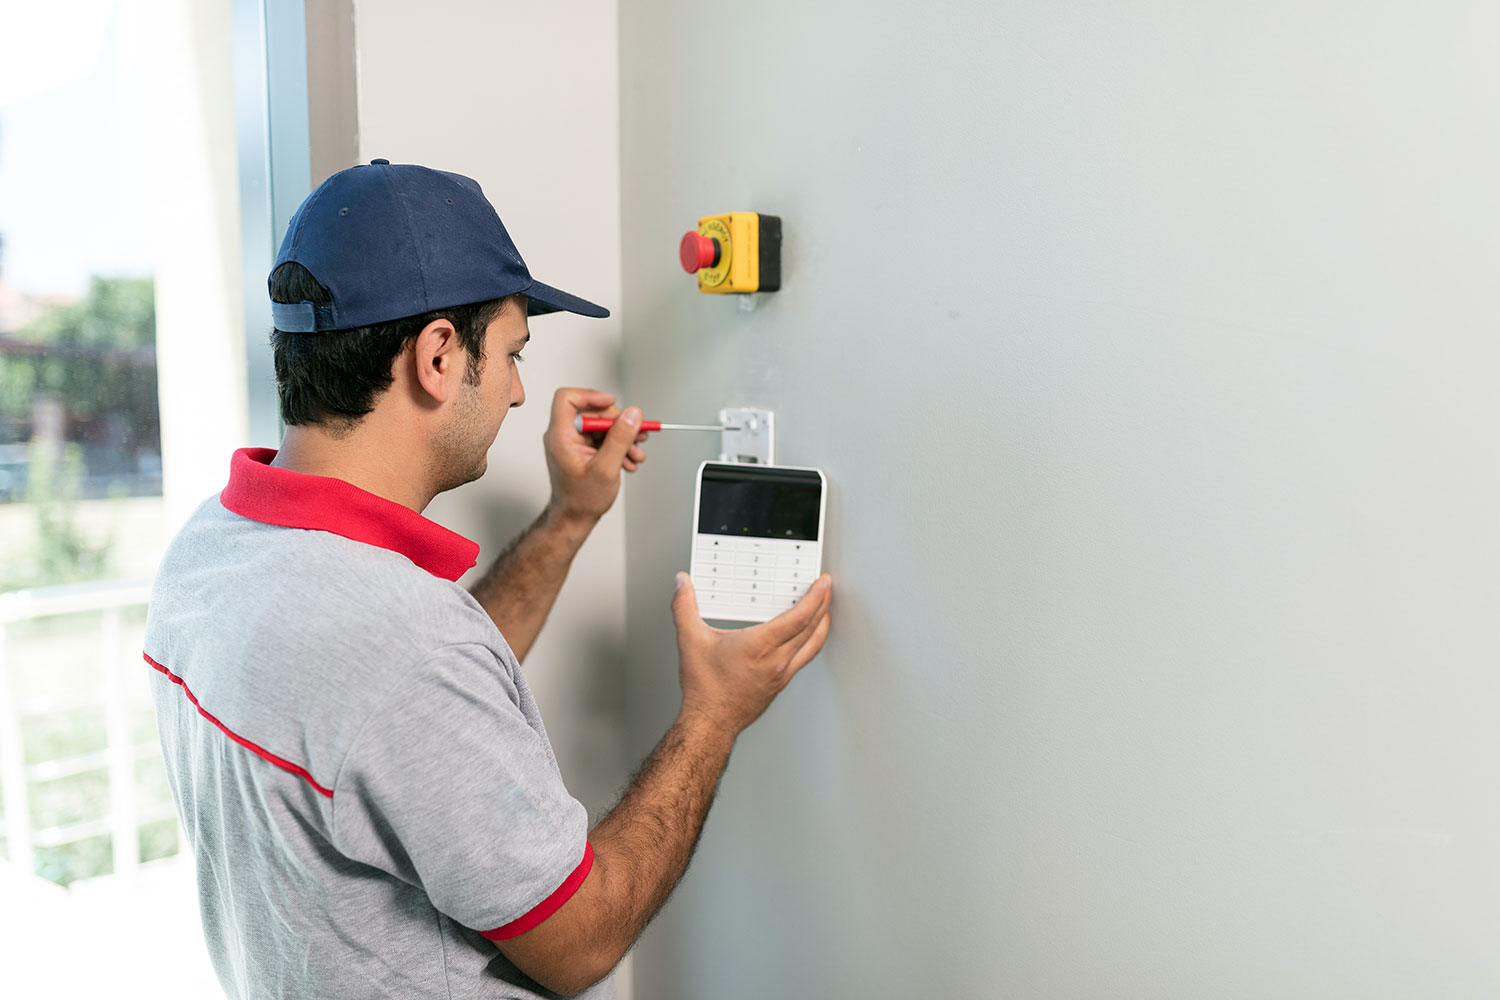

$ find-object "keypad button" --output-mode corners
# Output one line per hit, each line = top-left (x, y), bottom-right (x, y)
(693, 530), (820, 622)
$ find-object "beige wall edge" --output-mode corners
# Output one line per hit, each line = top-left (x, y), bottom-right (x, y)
(305, 0), (358, 185)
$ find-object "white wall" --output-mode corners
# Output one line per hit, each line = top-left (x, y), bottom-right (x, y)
(350, 0), (628, 819)
(140, 0), (248, 533)
(620, 1), (1500, 997)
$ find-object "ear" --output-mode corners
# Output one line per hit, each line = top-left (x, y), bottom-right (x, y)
(409, 318), (465, 404)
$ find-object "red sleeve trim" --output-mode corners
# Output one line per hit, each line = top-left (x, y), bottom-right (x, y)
(144, 652), (334, 798)
(479, 842), (595, 942)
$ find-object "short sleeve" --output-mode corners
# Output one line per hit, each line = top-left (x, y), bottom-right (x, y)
(331, 642), (591, 939)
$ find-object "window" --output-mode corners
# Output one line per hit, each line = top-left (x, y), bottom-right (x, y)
(0, 0), (258, 991)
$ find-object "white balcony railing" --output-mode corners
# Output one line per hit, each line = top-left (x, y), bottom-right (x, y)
(0, 579), (159, 880)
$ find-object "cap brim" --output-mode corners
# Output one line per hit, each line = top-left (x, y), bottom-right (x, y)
(524, 279), (610, 319)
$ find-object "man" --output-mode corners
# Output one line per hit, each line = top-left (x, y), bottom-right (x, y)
(144, 160), (832, 998)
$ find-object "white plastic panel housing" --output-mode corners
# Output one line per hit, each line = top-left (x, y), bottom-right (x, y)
(719, 408), (775, 465)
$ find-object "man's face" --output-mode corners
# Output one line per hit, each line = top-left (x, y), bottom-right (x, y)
(433, 296), (529, 491)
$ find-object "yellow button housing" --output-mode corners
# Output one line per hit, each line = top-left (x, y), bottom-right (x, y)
(691, 212), (782, 294)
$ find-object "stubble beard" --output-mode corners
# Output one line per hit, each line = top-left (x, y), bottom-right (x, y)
(431, 378), (492, 494)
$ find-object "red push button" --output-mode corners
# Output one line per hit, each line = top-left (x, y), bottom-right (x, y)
(680, 231), (720, 273)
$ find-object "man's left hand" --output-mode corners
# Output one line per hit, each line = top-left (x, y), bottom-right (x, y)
(543, 388), (649, 524)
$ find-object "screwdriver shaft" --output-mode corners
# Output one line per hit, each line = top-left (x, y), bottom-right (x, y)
(575, 415), (741, 434)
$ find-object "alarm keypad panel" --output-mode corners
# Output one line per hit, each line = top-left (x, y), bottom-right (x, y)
(690, 462), (826, 623)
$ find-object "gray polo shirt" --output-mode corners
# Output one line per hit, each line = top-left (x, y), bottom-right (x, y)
(144, 448), (610, 999)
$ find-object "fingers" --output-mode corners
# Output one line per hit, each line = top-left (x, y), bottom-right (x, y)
(779, 588), (830, 660)
(781, 611), (832, 681)
(591, 406), (642, 469)
(670, 572), (705, 634)
(760, 575), (833, 648)
(554, 387), (616, 415)
(623, 438), (650, 470)
(551, 388), (619, 437)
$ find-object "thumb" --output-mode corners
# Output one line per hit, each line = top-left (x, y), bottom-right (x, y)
(670, 571), (702, 629)
(593, 406), (642, 468)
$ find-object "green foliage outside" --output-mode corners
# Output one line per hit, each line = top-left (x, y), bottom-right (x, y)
(34, 834), (114, 887)
(0, 443), (115, 590)
(21, 704), (109, 766)
(1, 598), (177, 890)
(139, 818), (180, 864)
(29, 767), (110, 829)
(0, 275), (156, 590)
(0, 276), (157, 431)
(0, 269), (177, 888)
(7, 674), (179, 888)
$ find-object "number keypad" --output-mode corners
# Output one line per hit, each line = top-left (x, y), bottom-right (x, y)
(690, 534), (822, 622)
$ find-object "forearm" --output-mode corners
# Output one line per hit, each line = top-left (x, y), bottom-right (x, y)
(493, 573), (833, 994)
(468, 503), (594, 661)
(587, 709), (734, 949)
(496, 708), (735, 993)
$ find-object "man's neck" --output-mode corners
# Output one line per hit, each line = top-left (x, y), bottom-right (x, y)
(272, 423), (436, 514)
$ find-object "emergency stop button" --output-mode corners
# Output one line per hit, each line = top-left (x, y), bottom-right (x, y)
(680, 231), (720, 272)
(680, 213), (779, 294)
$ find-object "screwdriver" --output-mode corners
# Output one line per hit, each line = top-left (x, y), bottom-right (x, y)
(574, 415), (741, 433)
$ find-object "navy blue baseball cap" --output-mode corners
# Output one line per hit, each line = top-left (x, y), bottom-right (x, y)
(269, 158), (608, 332)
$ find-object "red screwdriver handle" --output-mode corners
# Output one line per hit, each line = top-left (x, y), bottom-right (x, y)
(577, 416), (661, 433)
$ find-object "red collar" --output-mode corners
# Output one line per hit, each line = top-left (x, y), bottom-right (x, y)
(220, 448), (479, 582)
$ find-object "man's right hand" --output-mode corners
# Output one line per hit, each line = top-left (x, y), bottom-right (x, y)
(670, 571), (834, 735)
(542, 388), (650, 527)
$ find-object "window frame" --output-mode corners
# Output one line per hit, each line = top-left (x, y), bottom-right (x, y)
(232, 0), (312, 447)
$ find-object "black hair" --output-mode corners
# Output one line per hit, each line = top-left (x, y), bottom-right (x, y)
(268, 261), (507, 430)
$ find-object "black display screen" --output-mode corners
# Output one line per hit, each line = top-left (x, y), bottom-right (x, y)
(698, 463), (823, 541)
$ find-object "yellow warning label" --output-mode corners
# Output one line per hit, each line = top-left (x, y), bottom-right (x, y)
(697, 217), (732, 290)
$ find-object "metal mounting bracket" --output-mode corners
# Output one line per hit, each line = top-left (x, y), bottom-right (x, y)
(719, 408), (775, 465)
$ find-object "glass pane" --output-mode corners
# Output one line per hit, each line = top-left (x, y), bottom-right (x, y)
(4, 614), (106, 704)
(134, 753), (173, 807)
(20, 708), (108, 767)
(0, 0), (159, 854)
(0, 1), (233, 993)
(0, 20), (164, 589)
(138, 816), (179, 865)
(34, 833), (113, 887)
